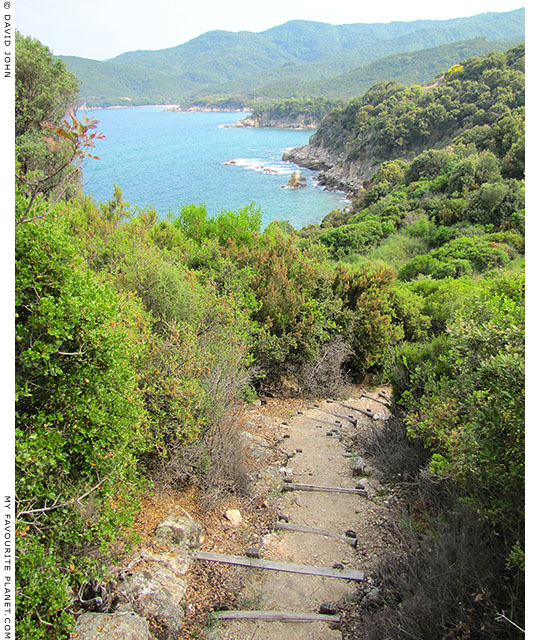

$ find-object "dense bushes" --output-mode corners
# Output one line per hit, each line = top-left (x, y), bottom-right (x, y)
(398, 234), (517, 280)
(15, 190), (407, 636)
(314, 44), (524, 164)
(399, 273), (524, 537)
(378, 271), (525, 635)
(16, 208), (152, 637)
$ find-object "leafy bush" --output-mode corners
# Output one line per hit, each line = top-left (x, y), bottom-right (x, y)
(332, 264), (398, 372)
(320, 219), (394, 255)
(398, 234), (516, 281)
(398, 271), (524, 543)
(16, 205), (152, 636)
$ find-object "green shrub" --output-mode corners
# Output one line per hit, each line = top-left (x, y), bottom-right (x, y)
(398, 234), (515, 281)
(16, 206), (152, 636)
(332, 264), (398, 372)
(399, 271), (524, 542)
(15, 537), (74, 639)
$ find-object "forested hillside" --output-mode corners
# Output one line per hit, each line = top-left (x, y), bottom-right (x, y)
(228, 97), (342, 128)
(56, 9), (524, 107)
(211, 37), (519, 104)
(15, 32), (524, 640)
(229, 38), (519, 128)
(288, 43), (525, 637)
(285, 44), (524, 191)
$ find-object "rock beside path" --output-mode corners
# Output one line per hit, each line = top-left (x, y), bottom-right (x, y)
(74, 514), (202, 640)
(155, 514), (203, 551)
(116, 566), (187, 639)
(224, 509), (243, 526)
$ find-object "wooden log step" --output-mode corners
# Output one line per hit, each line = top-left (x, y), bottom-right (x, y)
(195, 551), (364, 581)
(282, 483), (367, 496)
(312, 405), (357, 426)
(212, 610), (341, 623)
(304, 416), (342, 427)
(335, 401), (374, 418)
(276, 521), (357, 547)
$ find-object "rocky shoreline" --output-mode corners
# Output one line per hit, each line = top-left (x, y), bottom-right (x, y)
(282, 143), (382, 197)
(282, 144), (381, 196)
(227, 115), (317, 130)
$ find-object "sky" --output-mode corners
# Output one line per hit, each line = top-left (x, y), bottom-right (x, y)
(17, 0), (526, 60)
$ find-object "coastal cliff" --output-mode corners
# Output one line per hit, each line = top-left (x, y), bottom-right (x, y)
(282, 143), (376, 194)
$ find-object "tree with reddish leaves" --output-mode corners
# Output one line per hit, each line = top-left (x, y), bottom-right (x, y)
(15, 32), (104, 224)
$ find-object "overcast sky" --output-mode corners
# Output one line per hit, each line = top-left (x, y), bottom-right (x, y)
(16, 0), (526, 60)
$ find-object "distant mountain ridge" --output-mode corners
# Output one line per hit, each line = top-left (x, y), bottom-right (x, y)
(57, 8), (524, 107)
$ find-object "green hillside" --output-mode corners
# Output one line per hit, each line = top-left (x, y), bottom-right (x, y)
(230, 38), (519, 101)
(57, 9), (524, 107)
(58, 56), (188, 106)
(299, 38), (519, 97)
(315, 44), (524, 169)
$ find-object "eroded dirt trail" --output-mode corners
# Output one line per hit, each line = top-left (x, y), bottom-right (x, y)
(212, 391), (393, 640)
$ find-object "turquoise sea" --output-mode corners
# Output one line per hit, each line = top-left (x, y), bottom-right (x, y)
(82, 107), (348, 229)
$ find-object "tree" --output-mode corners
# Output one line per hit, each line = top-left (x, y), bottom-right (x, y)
(15, 32), (80, 201)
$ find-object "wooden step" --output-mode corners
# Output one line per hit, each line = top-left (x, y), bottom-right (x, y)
(303, 416), (342, 427)
(195, 551), (364, 581)
(334, 401), (375, 418)
(282, 482), (367, 496)
(311, 405), (357, 426)
(276, 521), (357, 547)
(212, 610), (341, 623)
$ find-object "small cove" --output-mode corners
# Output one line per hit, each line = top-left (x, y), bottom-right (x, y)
(81, 107), (349, 229)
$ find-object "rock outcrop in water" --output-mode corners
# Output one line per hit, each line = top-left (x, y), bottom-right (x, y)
(287, 170), (307, 188)
(283, 144), (373, 195)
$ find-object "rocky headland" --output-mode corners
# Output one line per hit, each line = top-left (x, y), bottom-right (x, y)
(228, 114), (318, 129)
(282, 143), (377, 196)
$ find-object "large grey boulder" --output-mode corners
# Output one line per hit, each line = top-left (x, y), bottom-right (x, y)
(112, 514), (202, 639)
(116, 566), (187, 640)
(71, 612), (151, 639)
(154, 514), (203, 551)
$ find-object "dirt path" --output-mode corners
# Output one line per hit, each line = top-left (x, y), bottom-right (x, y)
(206, 390), (393, 640)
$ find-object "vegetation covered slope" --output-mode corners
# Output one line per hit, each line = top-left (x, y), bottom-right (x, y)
(285, 44), (524, 191)
(229, 38), (518, 128)
(229, 97), (343, 128)
(56, 9), (524, 107)
(16, 35), (524, 640)
(211, 37), (518, 102)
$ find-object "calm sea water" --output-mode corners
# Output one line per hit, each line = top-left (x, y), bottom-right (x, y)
(81, 107), (348, 229)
